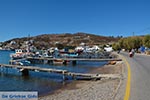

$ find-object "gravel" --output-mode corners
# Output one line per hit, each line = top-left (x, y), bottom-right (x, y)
(39, 58), (127, 100)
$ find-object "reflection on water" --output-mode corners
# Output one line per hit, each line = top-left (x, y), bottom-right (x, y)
(0, 72), (63, 95)
(0, 50), (107, 95)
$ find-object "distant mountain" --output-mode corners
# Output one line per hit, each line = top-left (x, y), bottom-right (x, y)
(1, 32), (120, 50)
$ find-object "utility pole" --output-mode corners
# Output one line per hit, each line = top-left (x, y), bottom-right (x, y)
(133, 32), (135, 36)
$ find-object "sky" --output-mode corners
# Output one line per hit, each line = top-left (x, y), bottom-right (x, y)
(0, 0), (150, 42)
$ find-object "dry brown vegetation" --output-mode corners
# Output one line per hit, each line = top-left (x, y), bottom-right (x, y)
(2, 32), (119, 50)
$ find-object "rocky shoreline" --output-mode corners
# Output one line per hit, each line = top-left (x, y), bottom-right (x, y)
(39, 56), (126, 100)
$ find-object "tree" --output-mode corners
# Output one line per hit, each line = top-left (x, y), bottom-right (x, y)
(133, 37), (142, 50)
(119, 37), (142, 50)
(112, 43), (121, 51)
(143, 34), (150, 48)
(55, 43), (64, 49)
(118, 38), (124, 48)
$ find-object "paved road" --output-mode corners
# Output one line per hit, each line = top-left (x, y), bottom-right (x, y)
(121, 52), (150, 100)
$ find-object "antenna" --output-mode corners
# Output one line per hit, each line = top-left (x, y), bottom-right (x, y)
(28, 34), (30, 38)
(133, 32), (135, 36)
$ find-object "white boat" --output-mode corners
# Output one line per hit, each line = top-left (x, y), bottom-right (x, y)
(9, 59), (31, 66)
(10, 49), (33, 60)
(10, 49), (24, 60)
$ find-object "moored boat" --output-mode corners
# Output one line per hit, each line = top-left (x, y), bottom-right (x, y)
(9, 59), (31, 66)
(53, 59), (70, 65)
(53, 59), (64, 64)
(10, 49), (33, 60)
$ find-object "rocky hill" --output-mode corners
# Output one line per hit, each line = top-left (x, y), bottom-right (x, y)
(1, 32), (120, 50)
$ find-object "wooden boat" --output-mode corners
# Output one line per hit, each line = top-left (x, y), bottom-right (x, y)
(53, 59), (70, 65)
(53, 59), (64, 64)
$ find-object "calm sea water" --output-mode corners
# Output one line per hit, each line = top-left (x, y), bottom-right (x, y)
(0, 50), (107, 96)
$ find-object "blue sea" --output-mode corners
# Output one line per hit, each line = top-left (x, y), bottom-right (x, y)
(0, 50), (107, 96)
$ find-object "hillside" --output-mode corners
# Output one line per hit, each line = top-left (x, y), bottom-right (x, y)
(1, 32), (120, 50)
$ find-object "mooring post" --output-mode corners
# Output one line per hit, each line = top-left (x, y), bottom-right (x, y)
(72, 75), (76, 80)
(48, 60), (53, 64)
(72, 60), (77, 65)
(62, 71), (66, 81)
(6, 68), (8, 73)
(44, 60), (48, 64)
(21, 69), (29, 76)
(0, 65), (3, 72)
(63, 60), (67, 65)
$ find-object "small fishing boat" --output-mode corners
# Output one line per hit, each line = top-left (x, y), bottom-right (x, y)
(53, 59), (69, 65)
(53, 59), (64, 64)
(10, 49), (33, 60)
(10, 49), (24, 60)
(9, 59), (31, 66)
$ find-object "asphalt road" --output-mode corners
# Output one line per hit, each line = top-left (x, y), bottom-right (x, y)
(121, 52), (150, 100)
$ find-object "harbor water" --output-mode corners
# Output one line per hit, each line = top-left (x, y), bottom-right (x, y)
(0, 50), (107, 96)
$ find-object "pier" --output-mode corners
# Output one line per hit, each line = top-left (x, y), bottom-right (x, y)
(26, 57), (122, 65)
(0, 64), (120, 80)
(27, 57), (122, 61)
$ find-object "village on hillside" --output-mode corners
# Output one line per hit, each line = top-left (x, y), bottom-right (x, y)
(0, 33), (149, 62)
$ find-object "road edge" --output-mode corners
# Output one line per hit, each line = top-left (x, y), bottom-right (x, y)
(122, 55), (131, 100)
